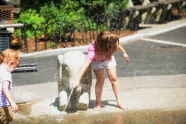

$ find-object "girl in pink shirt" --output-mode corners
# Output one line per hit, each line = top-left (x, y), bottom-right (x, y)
(0, 49), (20, 123)
(73, 31), (129, 111)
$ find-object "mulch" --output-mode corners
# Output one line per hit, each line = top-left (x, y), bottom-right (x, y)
(11, 30), (135, 53)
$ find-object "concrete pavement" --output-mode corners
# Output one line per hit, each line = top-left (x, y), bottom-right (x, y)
(13, 74), (186, 118)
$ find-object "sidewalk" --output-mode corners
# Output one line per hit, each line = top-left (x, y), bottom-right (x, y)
(13, 18), (186, 119)
(13, 74), (186, 118)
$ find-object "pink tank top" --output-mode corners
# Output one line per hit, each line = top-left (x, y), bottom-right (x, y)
(87, 42), (109, 62)
(87, 42), (96, 61)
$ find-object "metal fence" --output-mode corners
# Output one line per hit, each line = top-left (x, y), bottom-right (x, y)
(17, 13), (136, 53)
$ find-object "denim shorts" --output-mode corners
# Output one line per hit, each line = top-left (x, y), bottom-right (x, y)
(92, 56), (117, 70)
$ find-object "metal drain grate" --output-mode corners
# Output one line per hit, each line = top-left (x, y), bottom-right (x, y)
(13, 64), (38, 73)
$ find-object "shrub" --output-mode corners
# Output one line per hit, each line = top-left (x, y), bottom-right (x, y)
(14, 9), (45, 38)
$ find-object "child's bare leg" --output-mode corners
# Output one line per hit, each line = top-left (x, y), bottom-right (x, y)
(94, 69), (105, 110)
(107, 67), (126, 110)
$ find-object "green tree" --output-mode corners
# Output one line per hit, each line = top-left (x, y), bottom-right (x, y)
(14, 9), (45, 38)
(20, 0), (60, 11)
(39, 1), (87, 37)
(16, 0), (129, 38)
(79, 0), (129, 17)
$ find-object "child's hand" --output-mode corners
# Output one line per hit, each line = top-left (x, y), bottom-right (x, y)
(72, 82), (80, 89)
(123, 53), (129, 64)
(10, 102), (19, 112)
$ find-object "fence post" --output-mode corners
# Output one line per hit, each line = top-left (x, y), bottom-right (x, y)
(21, 25), (28, 53)
(34, 25), (38, 51)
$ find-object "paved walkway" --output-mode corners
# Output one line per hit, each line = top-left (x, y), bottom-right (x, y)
(13, 74), (186, 118)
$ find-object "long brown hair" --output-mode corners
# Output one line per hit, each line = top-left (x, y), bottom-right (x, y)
(94, 31), (119, 60)
(0, 49), (20, 65)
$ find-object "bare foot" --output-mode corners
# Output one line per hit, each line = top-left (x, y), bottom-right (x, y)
(93, 106), (101, 111)
(117, 104), (126, 110)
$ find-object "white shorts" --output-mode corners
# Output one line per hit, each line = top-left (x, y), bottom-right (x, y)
(92, 56), (117, 70)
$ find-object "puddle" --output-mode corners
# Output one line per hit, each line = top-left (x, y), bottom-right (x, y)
(12, 109), (186, 124)
(17, 101), (37, 115)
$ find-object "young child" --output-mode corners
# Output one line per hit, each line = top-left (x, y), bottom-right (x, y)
(73, 31), (129, 111)
(0, 49), (20, 124)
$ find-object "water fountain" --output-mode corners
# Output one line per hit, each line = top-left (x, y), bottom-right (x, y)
(57, 51), (92, 111)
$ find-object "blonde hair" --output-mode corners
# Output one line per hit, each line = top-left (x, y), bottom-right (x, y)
(95, 30), (119, 60)
(0, 49), (20, 65)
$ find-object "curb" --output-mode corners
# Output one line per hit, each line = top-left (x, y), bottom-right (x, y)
(20, 19), (186, 58)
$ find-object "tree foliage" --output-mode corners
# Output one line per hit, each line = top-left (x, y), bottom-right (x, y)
(16, 0), (129, 38)
(14, 9), (45, 38)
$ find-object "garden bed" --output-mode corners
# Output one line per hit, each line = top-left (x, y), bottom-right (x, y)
(11, 30), (135, 53)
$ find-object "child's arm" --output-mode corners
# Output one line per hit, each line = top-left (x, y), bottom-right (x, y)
(2, 80), (19, 112)
(72, 58), (92, 88)
(117, 44), (129, 63)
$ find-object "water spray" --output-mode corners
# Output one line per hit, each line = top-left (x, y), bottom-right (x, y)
(55, 88), (74, 121)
